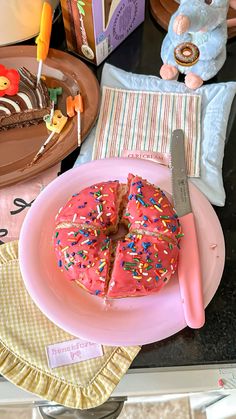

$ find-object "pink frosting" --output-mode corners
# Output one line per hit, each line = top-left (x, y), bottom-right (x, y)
(54, 227), (111, 296)
(54, 176), (182, 299)
(123, 174), (181, 241)
(107, 233), (178, 298)
(56, 181), (120, 230)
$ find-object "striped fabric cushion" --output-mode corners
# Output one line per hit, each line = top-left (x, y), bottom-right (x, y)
(93, 87), (202, 177)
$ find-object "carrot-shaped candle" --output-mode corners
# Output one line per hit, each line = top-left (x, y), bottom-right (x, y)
(66, 93), (84, 146)
(35, 2), (53, 86)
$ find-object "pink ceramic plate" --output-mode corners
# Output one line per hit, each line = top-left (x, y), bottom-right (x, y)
(19, 158), (225, 346)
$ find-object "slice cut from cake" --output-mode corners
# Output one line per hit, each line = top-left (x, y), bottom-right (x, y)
(107, 232), (179, 298)
(54, 226), (112, 297)
(123, 174), (181, 242)
(0, 67), (51, 130)
(56, 180), (126, 234)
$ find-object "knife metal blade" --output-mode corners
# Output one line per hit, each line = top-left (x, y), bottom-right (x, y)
(170, 129), (205, 329)
(170, 129), (191, 217)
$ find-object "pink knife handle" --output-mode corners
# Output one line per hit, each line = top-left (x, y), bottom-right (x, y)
(178, 212), (205, 329)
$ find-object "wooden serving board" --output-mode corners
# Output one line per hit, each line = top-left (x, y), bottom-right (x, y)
(150, 0), (236, 39)
(0, 46), (100, 188)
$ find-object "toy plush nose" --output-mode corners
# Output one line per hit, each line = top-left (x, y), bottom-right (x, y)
(173, 15), (190, 35)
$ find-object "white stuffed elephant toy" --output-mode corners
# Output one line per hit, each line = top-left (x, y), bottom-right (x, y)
(160, 0), (234, 89)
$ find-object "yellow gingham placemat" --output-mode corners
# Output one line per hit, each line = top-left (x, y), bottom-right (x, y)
(93, 87), (202, 177)
(0, 241), (140, 409)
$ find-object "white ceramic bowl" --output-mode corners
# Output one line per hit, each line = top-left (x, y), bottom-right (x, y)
(0, 0), (59, 46)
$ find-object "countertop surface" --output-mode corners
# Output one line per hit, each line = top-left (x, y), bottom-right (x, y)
(27, 2), (236, 369)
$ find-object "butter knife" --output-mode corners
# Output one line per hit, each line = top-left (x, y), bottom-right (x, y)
(171, 129), (205, 328)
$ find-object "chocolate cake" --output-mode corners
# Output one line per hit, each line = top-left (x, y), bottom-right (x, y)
(104, 0), (113, 28)
(0, 67), (51, 131)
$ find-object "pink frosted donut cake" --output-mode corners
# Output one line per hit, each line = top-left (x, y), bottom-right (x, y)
(54, 175), (182, 298)
(123, 174), (181, 242)
(56, 180), (123, 233)
(107, 233), (178, 298)
(54, 227), (112, 296)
